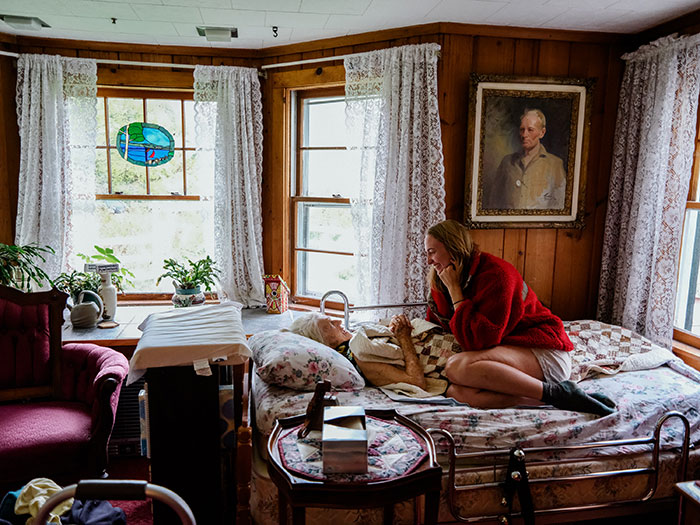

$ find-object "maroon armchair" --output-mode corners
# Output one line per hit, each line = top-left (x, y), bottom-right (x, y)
(0, 285), (129, 493)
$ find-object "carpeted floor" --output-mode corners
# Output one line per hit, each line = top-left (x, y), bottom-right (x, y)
(107, 456), (153, 525)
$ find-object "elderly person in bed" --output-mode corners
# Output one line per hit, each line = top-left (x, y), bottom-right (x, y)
(289, 312), (434, 392)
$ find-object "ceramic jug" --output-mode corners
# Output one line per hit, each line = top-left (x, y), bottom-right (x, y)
(70, 290), (104, 328)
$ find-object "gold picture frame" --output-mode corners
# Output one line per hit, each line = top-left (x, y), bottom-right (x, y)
(464, 74), (594, 228)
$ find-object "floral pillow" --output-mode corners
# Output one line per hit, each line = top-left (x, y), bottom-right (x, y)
(249, 330), (365, 391)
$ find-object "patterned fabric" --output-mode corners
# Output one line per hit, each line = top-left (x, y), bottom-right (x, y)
(345, 44), (445, 320)
(249, 330), (365, 391)
(277, 416), (427, 482)
(15, 54), (97, 279)
(413, 332), (461, 381)
(565, 320), (680, 382)
(597, 33), (700, 347)
(194, 65), (265, 307)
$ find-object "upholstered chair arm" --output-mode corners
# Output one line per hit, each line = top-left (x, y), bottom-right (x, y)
(59, 343), (129, 426)
(59, 343), (129, 475)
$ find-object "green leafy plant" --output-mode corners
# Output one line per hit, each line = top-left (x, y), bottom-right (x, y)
(0, 243), (55, 292)
(156, 256), (220, 291)
(53, 270), (101, 302)
(77, 245), (135, 293)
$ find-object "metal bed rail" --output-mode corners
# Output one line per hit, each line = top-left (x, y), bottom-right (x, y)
(319, 289), (428, 329)
(428, 411), (691, 523)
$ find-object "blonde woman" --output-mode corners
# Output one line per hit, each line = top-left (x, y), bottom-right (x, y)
(425, 219), (614, 416)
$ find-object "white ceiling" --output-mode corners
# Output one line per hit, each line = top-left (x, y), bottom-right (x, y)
(0, 0), (697, 49)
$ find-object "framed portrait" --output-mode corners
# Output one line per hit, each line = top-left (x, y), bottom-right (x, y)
(464, 74), (594, 228)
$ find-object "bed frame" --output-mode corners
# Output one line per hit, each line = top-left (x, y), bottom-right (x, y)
(429, 411), (691, 523)
(232, 294), (697, 525)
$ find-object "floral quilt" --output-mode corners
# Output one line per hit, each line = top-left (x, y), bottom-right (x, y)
(252, 320), (700, 456)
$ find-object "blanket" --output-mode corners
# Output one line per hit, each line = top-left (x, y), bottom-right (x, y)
(565, 320), (682, 382)
(359, 319), (683, 402)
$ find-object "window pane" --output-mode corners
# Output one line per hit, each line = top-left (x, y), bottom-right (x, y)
(184, 100), (196, 149)
(72, 199), (215, 293)
(108, 98), (143, 147)
(296, 203), (355, 252)
(150, 150), (184, 195)
(675, 208), (700, 334)
(186, 150), (214, 196)
(302, 149), (361, 198)
(296, 251), (357, 302)
(97, 97), (106, 146)
(147, 99), (182, 148)
(110, 149), (145, 194)
(96, 149), (109, 193)
(303, 97), (348, 147)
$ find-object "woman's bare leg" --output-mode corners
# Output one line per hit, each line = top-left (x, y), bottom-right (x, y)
(445, 384), (541, 408)
(444, 345), (544, 407)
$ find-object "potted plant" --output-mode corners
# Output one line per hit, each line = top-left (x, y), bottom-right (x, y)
(156, 256), (220, 307)
(0, 243), (55, 292)
(53, 270), (101, 303)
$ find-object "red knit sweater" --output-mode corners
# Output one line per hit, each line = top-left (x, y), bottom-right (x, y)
(427, 252), (573, 353)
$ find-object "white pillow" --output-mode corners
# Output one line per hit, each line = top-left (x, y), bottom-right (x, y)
(249, 330), (365, 391)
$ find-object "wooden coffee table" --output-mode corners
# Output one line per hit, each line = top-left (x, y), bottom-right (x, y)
(267, 408), (442, 525)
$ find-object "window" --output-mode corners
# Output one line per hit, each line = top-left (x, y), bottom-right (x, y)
(291, 87), (361, 303)
(674, 104), (700, 343)
(75, 90), (215, 295)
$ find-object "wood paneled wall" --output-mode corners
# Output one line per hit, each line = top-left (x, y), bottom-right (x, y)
(260, 26), (625, 320)
(0, 23), (626, 319)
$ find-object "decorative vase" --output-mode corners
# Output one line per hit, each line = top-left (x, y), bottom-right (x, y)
(172, 286), (206, 308)
(70, 290), (104, 328)
(98, 273), (118, 320)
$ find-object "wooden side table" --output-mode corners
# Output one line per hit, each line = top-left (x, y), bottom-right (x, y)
(676, 480), (700, 525)
(267, 408), (442, 525)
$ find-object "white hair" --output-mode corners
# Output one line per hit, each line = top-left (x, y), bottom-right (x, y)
(288, 312), (326, 344)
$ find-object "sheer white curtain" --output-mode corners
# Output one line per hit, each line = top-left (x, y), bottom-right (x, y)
(597, 33), (700, 348)
(345, 43), (445, 314)
(15, 54), (97, 281)
(194, 65), (265, 307)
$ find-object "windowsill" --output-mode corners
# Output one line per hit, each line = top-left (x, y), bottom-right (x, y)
(115, 299), (345, 317)
(672, 339), (700, 371)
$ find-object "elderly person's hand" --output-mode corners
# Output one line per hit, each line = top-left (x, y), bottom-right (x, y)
(389, 314), (412, 340)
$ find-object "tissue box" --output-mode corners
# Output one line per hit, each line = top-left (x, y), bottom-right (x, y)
(263, 274), (290, 314)
(322, 406), (367, 474)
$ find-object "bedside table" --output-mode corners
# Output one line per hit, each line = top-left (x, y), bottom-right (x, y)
(267, 408), (442, 525)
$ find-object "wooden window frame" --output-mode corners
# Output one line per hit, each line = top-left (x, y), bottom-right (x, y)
(96, 88), (199, 201)
(290, 85), (355, 306)
(94, 88), (206, 302)
(673, 99), (700, 348)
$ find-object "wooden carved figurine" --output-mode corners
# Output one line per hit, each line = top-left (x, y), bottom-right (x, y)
(298, 380), (337, 438)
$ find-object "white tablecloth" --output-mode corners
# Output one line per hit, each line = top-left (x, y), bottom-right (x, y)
(127, 301), (251, 385)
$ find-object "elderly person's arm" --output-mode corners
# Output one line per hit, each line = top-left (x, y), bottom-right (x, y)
(355, 315), (427, 390)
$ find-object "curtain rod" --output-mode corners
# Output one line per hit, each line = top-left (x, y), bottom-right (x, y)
(260, 48), (441, 70)
(1, 47), (440, 71)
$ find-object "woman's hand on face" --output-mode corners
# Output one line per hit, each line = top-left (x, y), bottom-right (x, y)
(437, 260), (462, 292)
(389, 314), (412, 339)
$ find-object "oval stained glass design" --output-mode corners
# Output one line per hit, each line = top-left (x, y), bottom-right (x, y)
(116, 122), (175, 167)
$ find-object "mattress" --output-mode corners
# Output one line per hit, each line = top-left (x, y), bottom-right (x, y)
(249, 320), (700, 523)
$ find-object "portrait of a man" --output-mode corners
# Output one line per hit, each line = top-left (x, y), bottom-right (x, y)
(466, 75), (591, 228)
(485, 108), (566, 210)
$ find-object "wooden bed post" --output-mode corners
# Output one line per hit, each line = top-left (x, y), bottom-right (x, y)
(236, 425), (253, 525)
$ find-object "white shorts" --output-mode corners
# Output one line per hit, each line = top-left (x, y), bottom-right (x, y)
(531, 348), (572, 383)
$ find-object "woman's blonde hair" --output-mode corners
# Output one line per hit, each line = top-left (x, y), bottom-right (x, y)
(426, 220), (477, 292)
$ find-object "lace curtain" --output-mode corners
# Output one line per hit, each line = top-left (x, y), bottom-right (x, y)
(15, 54), (97, 282)
(193, 65), (265, 307)
(345, 43), (445, 316)
(597, 33), (700, 348)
